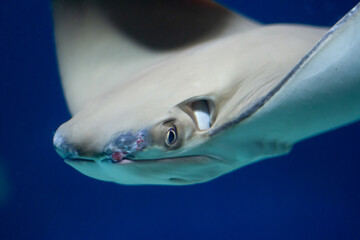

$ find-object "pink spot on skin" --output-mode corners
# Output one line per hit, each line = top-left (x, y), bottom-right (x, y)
(136, 138), (144, 146)
(111, 151), (124, 162)
(136, 137), (144, 150)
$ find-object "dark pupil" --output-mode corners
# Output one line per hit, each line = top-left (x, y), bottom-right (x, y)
(168, 130), (176, 144)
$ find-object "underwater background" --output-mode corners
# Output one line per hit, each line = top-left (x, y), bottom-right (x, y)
(1, 0), (360, 239)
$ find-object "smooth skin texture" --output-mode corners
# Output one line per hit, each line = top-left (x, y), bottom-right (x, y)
(53, 0), (360, 185)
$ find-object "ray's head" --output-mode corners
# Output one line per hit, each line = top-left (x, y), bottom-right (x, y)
(53, 91), (230, 185)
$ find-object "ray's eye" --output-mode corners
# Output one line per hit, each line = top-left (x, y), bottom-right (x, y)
(165, 128), (177, 147)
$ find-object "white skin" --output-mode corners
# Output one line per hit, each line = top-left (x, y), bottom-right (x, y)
(53, 2), (360, 185)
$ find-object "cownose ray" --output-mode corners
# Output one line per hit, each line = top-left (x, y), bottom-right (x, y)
(53, 0), (360, 185)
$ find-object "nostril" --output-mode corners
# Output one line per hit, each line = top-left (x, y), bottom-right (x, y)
(53, 130), (78, 159)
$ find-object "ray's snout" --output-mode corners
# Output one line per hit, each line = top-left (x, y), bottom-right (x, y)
(53, 129), (78, 159)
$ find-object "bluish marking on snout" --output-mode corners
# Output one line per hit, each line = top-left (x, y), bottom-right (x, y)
(53, 130), (79, 159)
(104, 129), (151, 158)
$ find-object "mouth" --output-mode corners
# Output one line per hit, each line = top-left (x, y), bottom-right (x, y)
(64, 155), (140, 165)
(65, 158), (96, 163)
(64, 154), (220, 165)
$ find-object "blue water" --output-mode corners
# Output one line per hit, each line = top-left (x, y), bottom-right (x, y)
(1, 0), (360, 239)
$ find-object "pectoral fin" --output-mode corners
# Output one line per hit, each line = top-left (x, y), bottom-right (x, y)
(52, 0), (259, 115)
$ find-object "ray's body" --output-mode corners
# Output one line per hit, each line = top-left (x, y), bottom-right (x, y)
(53, 0), (360, 185)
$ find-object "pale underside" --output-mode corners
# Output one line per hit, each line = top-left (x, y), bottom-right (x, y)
(53, 1), (360, 185)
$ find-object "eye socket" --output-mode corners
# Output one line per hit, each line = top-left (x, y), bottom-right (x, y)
(165, 128), (177, 147)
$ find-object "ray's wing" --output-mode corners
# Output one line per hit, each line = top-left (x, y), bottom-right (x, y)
(52, 0), (259, 115)
(204, 2), (360, 165)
